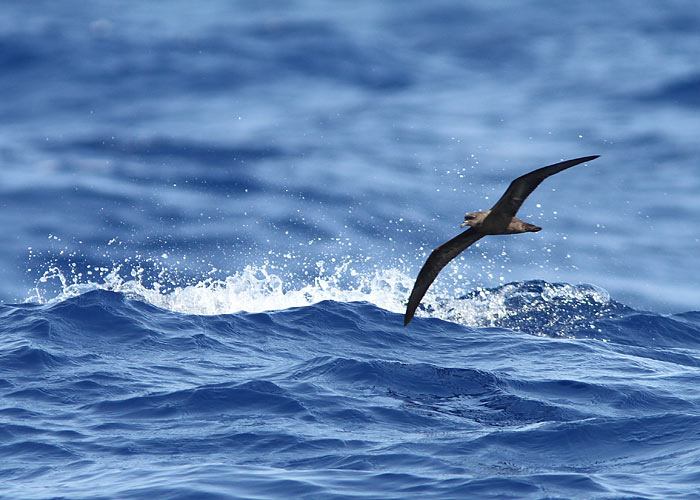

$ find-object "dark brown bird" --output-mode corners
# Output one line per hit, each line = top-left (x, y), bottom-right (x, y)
(404, 155), (599, 325)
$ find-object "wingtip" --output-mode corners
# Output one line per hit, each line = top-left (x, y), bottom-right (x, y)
(404, 298), (417, 326)
(403, 314), (412, 326)
(564, 155), (600, 168)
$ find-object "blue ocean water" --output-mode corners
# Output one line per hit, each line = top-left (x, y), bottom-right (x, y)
(2, 1), (700, 498)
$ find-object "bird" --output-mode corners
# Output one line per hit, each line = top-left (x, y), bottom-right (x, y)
(404, 155), (600, 326)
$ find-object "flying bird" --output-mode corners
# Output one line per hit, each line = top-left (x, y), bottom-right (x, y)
(404, 155), (600, 326)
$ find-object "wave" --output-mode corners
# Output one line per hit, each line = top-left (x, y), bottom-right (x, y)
(28, 260), (655, 337)
(31, 261), (409, 316)
(3, 278), (700, 499)
(24, 257), (700, 356)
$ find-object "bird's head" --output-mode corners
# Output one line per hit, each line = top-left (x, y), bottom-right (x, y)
(460, 211), (487, 228)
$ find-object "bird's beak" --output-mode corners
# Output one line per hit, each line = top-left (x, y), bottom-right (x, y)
(460, 221), (469, 228)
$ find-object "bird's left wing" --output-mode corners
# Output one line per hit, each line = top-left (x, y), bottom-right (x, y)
(404, 228), (484, 325)
(489, 155), (599, 219)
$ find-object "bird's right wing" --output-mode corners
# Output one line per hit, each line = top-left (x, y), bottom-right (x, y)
(489, 155), (599, 219)
(404, 228), (484, 325)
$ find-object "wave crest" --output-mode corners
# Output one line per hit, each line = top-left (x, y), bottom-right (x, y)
(30, 260), (632, 338)
(439, 280), (631, 336)
(31, 261), (411, 316)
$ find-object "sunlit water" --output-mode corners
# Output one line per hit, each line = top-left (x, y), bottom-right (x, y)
(2, 1), (700, 499)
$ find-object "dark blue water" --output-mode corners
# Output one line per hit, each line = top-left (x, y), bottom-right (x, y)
(2, 1), (700, 498)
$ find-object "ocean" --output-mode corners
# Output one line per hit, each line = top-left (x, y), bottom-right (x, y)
(1, 1), (700, 499)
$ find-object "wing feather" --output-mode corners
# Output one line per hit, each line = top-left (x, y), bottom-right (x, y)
(404, 228), (484, 325)
(489, 155), (599, 218)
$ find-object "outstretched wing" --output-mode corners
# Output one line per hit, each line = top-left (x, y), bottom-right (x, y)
(489, 155), (599, 219)
(404, 228), (485, 325)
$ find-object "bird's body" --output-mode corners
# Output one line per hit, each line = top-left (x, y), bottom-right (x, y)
(404, 155), (600, 326)
(460, 210), (542, 234)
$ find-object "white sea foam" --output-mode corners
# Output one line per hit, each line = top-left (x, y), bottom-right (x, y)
(31, 260), (414, 316)
(30, 258), (615, 335)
